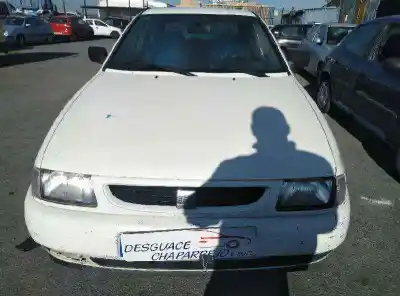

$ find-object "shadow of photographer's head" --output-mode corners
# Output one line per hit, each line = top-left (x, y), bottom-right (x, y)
(251, 106), (291, 153)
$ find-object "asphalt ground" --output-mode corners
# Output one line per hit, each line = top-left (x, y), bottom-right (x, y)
(0, 39), (399, 296)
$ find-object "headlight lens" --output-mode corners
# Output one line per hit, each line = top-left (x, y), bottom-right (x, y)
(3, 30), (8, 37)
(31, 168), (97, 207)
(276, 179), (334, 211)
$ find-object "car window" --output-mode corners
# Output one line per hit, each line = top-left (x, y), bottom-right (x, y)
(95, 20), (107, 26)
(326, 26), (354, 45)
(373, 24), (400, 62)
(25, 18), (36, 26)
(306, 24), (320, 41)
(340, 23), (383, 57)
(49, 17), (67, 24)
(313, 26), (327, 43)
(5, 17), (24, 25)
(77, 18), (86, 25)
(105, 14), (286, 74)
(277, 25), (311, 38)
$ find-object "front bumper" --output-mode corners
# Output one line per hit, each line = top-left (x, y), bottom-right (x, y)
(25, 188), (350, 271)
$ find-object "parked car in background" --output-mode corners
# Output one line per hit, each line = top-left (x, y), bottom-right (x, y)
(49, 15), (93, 41)
(104, 16), (130, 30)
(84, 18), (122, 39)
(271, 23), (315, 55)
(298, 23), (355, 77)
(2, 14), (54, 46)
(316, 16), (400, 174)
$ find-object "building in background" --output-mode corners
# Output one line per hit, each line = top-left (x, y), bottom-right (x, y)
(82, 0), (171, 19)
(281, 6), (340, 24)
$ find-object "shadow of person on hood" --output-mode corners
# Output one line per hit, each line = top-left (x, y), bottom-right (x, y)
(183, 107), (337, 296)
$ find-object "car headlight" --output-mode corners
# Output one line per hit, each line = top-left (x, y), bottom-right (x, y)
(3, 30), (8, 37)
(276, 177), (342, 211)
(31, 168), (97, 207)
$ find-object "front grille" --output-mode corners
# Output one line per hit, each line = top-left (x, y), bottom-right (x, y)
(108, 185), (266, 208)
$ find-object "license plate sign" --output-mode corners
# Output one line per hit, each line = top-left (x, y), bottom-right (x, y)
(119, 227), (257, 262)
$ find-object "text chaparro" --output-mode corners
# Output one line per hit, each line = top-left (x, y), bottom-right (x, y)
(122, 240), (254, 261)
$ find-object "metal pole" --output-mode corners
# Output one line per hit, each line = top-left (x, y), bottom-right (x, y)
(128, 0), (131, 20)
(62, 0), (66, 16)
(83, 0), (87, 18)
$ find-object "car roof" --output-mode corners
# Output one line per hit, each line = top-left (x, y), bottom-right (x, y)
(8, 14), (33, 18)
(320, 22), (356, 27)
(142, 7), (256, 17)
(274, 23), (313, 26)
(364, 14), (400, 25)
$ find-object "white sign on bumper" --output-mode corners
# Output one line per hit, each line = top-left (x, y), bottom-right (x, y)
(119, 227), (257, 262)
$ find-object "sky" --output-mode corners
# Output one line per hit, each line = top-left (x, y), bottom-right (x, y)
(11, 0), (326, 15)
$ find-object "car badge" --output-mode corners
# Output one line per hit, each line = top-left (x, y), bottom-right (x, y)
(176, 189), (195, 209)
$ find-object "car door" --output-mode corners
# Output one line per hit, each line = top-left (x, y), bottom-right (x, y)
(328, 22), (384, 107)
(35, 18), (51, 41)
(298, 24), (320, 70)
(86, 19), (97, 34)
(23, 17), (39, 42)
(352, 23), (400, 143)
(94, 20), (110, 36)
(306, 25), (327, 76)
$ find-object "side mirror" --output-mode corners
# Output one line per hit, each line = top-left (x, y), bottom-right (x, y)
(273, 31), (280, 38)
(286, 48), (310, 69)
(88, 46), (108, 64)
(314, 37), (323, 45)
(382, 58), (400, 75)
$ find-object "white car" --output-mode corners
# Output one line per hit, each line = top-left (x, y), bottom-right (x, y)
(84, 18), (122, 39)
(25, 7), (350, 271)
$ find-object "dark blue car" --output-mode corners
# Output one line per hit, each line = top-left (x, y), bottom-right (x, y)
(315, 16), (400, 175)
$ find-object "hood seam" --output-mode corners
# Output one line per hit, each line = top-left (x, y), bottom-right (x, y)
(38, 72), (104, 168)
(294, 78), (338, 176)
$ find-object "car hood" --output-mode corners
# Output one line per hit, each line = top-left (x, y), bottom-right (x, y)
(3, 25), (22, 34)
(40, 71), (336, 181)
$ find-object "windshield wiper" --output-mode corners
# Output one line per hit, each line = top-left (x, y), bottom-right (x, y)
(143, 65), (196, 76)
(113, 61), (195, 76)
(242, 71), (270, 77)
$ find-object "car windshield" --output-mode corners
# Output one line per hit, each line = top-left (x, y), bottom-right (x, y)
(105, 14), (286, 74)
(49, 17), (67, 24)
(274, 25), (313, 38)
(327, 26), (354, 45)
(5, 17), (24, 25)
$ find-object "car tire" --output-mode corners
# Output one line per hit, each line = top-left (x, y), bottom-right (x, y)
(16, 34), (25, 47)
(69, 34), (77, 42)
(46, 34), (54, 44)
(316, 78), (332, 113)
(110, 31), (120, 39)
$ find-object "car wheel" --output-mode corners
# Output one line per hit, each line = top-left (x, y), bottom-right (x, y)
(69, 34), (77, 42)
(16, 34), (25, 47)
(316, 79), (331, 113)
(46, 34), (54, 44)
(110, 31), (120, 39)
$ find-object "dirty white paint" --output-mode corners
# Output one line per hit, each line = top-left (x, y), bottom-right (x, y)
(360, 196), (394, 207)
